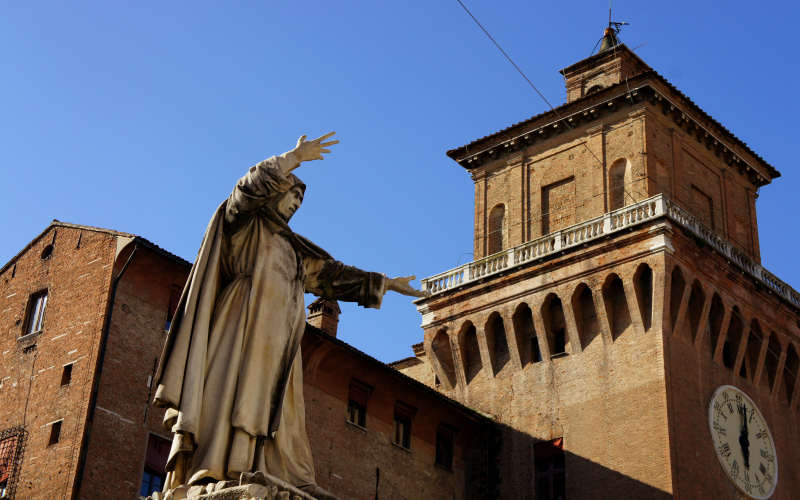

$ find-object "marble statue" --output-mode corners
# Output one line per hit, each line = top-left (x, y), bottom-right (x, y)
(152, 132), (423, 499)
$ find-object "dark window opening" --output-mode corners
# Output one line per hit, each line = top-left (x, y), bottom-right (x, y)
(535, 438), (565, 500)
(23, 290), (48, 336)
(764, 334), (781, 391)
(603, 274), (631, 341)
(140, 434), (169, 497)
(633, 264), (653, 332)
(48, 421), (61, 446)
(431, 330), (456, 388)
(687, 282), (706, 342)
(513, 303), (541, 366)
(706, 294), (725, 359)
(0, 428), (27, 500)
(573, 284), (600, 349)
(485, 313), (510, 375)
(435, 425), (456, 470)
(60, 364), (73, 386)
(393, 402), (416, 449)
(741, 321), (763, 382)
(40, 244), (54, 260)
(543, 295), (568, 357)
(669, 267), (686, 334)
(460, 322), (482, 384)
(723, 309), (744, 371)
(347, 379), (372, 428)
(784, 345), (799, 404)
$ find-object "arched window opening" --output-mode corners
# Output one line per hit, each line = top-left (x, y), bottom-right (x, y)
(633, 264), (653, 332)
(542, 294), (568, 357)
(460, 322), (482, 385)
(741, 320), (763, 381)
(706, 294), (725, 358)
(609, 158), (632, 211)
(586, 84), (604, 95)
(763, 333), (782, 391)
(485, 313), (510, 375)
(488, 204), (505, 255)
(431, 329), (456, 388)
(722, 307), (744, 370)
(603, 274), (631, 341)
(783, 344), (799, 404)
(572, 284), (600, 349)
(512, 303), (541, 367)
(669, 267), (686, 334)
(687, 281), (706, 342)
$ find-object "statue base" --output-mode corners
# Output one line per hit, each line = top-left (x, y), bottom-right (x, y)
(143, 471), (327, 500)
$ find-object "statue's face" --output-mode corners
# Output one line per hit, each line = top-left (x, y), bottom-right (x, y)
(277, 187), (304, 221)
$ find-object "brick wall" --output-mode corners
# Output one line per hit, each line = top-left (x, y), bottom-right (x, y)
(0, 226), (116, 499)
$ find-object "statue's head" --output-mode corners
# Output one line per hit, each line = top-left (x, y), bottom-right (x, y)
(276, 184), (305, 221)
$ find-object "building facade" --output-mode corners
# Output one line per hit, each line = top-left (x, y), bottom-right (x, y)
(401, 38), (799, 499)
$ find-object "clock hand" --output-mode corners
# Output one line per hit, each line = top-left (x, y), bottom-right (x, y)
(738, 403), (750, 469)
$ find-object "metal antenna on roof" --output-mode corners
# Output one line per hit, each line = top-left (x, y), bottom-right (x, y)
(592, 1), (629, 55)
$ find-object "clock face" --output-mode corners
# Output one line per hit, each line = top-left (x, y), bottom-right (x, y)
(708, 385), (778, 499)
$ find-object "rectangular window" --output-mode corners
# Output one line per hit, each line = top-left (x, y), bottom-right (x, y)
(346, 379), (372, 428)
(435, 424), (456, 470)
(0, 427), (27, 499)
(140, 434), (170, 497)
(393, 402), (416, 449)
(60, 364), (73, 386)
(535, 438), (565, 500)
(48, 421), (62, 446)
(24, 290), (48, 335)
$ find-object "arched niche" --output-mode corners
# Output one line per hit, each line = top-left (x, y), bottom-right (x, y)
(487, 204), (505, 255)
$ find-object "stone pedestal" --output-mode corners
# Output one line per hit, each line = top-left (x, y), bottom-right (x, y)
(144, 472), (319, 500)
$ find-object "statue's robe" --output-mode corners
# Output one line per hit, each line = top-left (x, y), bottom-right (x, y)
(153, 152), (386, 489)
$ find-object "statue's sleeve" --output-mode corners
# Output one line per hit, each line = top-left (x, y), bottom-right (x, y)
(304, 257), (387, 309)
(225, 152), (300, 224)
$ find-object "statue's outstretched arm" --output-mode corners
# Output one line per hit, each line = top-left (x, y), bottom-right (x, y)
(281, 131), (339, 173)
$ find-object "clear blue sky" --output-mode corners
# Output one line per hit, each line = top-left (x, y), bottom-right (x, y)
(2, 1), (798, 362)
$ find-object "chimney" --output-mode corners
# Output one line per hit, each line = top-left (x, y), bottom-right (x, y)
(307, 298), (341, 337)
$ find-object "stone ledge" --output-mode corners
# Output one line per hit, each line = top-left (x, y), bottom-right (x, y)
(144, 472), (319, 500)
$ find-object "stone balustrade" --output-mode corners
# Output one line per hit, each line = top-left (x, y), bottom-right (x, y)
(421, 194), (800, 309)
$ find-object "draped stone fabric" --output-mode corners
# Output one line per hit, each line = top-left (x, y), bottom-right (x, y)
(153, 153), (386, 490)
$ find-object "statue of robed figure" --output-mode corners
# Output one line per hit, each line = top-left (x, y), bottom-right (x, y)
(152, 133), (422, 498)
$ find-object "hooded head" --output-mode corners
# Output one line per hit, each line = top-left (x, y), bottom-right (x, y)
(269, 172), (306, 222)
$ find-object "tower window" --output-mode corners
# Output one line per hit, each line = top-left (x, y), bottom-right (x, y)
(543, 294), (568, 357)
(60, 364), (73, 386)
(140, 434), (170, 497)
(487, 204), (505, 254)
(23, 290), (48, 336)
(48, 421), (62, 446)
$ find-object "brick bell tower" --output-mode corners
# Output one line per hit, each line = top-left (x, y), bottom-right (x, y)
(398, 29), (800, 499)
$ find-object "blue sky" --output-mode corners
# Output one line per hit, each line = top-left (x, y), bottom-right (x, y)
(2, 1), (798, 362)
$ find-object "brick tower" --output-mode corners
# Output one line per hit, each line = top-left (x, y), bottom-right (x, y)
(398, 33), (800, 499)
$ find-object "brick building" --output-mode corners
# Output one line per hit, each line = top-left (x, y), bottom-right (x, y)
(401, 33), (799, 499)
(0, 222), (493, 499)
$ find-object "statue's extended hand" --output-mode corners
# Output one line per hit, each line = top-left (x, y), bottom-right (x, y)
(387, 275), (427, 298)
(292, 131), (339, 163)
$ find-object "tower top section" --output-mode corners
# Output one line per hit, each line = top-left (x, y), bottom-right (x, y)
(559, 42), (650, 103)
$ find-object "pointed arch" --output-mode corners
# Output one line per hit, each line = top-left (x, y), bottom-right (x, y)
(763, 332), (782, 392)
(512, 302), (541, 368)
(485, 312), (510, 375)
(542, 294), (568, 357)
(687, 281), (706, 342)
(609, 158), (632, 210)
(488, 204), (505, 255)
(633, 263), (653, 332)
(722, 307), (744, 371)
(459, 321), (482, 385)
(669, 266), (686, 333)
(783, 344), (799, 404)
(431, 329), (456, 388)
(572, 283), (600, 349)
(603, 274), (631, 341)
(705, 293), (725, 359)
(741, 319), (764, 381)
